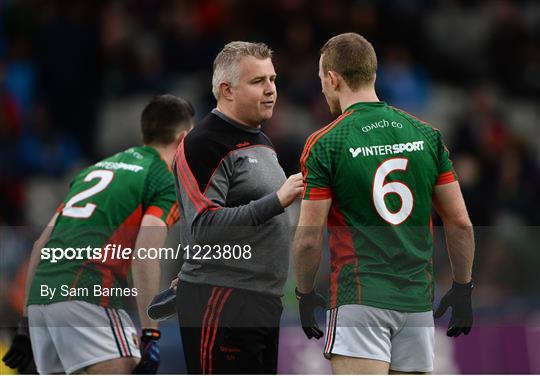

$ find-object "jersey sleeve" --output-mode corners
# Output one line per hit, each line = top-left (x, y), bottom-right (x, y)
(143, 159), (179, 227)
(300, 140), (332, 200)
(435, 131), (458, 185)
(59, 168), (87, 206)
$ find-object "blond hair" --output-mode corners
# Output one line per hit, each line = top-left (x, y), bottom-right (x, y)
(320, 33), (377, 90)
(212, 41), (273, 100)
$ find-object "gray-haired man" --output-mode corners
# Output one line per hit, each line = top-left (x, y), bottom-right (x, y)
(173, 42), (302, 374)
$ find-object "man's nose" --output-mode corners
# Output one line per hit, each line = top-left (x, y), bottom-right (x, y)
(264, 81), (275, 95)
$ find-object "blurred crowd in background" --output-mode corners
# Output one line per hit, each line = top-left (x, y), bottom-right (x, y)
(1, 0), (540, 373)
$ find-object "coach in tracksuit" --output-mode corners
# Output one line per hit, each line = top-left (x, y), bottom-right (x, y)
(173, 41), (303, 374)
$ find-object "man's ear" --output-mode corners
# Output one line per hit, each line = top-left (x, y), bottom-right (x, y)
(175, 128), (189, 147)
(328, 71), (340, 91)
(219, 82), (234, 101)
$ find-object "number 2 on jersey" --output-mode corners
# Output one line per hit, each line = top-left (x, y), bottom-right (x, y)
(372, 158), (413, 225)
(62, 170), (114, 218)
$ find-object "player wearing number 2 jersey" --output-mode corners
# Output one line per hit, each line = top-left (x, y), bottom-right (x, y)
(293, 33), (475, 374)
(27, 144), (179, 309)
(2, 95), (194, 375)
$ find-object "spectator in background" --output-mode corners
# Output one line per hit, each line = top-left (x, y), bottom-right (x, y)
(36, 1), (101, 159)
(376, 45), (430, 114)
(17, 103), (81, 176)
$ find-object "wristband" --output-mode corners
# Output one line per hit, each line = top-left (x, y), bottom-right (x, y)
(452, 280), (474, 291)
(295, 288), (313, 300)
(141, 328), (161, 341)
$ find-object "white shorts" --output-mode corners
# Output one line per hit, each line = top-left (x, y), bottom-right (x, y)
(28, 301), (140, 374)
(324, 304), (434, 373)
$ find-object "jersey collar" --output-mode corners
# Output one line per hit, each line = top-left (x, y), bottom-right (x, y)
(140, 145), (160, 157)
(211, 109), (261, 134)
(344, 101), (387, 113)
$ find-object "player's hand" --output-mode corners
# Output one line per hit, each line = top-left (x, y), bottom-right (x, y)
(296, 288), (326, 340)
(169, 277), (179, 293)
(2, 317), (35, 372)
(132, 329), (160, 374)
(434, 280), (474, 337)
(277, 173), (303, 208)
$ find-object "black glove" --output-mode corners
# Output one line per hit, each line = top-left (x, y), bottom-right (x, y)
(132, 329), (160, 374)
(296, 288), (326, 340)
(434, 280), (474, 337)
(2, 318), (34, 372)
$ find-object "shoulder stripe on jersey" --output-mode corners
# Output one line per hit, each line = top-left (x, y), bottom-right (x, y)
(164, 202), (175, 225)
(301, 117), (338, 162)
(300, 111), (353, 166)
(180, 141), (220, 212)
(172, 145), (182, 173)
(165, 202), (179, 225)
(175, 144), (204, 213)
(300, 111), (353, 168)
(300, 111), (354, 180)
(176, 141), (220, 214)
(175, 163), (202, 213)
(175, 142), (205, 213)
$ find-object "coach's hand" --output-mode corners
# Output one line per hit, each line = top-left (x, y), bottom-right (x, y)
(277, 173), (303, 208)
(132, 329), (160, 374)
(2, 317), (34, 372)
(296, 288), (326, 340)
(434, 280), (474, 337)
(169, 277), (178, 293)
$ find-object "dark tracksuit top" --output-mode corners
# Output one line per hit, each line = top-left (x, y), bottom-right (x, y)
(173, 109), (290, 297)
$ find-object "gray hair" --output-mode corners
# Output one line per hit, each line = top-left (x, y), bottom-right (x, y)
(212, 41), (273, 100)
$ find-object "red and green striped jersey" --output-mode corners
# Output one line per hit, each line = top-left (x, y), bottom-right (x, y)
(28, 146), (179, 308)
(301, 102), (457, 312)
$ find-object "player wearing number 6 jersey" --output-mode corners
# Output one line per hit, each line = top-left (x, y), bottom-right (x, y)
(2, 95), (194, 374)
(293, 33), (475, 374)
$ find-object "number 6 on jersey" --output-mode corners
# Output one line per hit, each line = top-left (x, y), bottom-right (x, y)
(372, 158), (413, 225)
